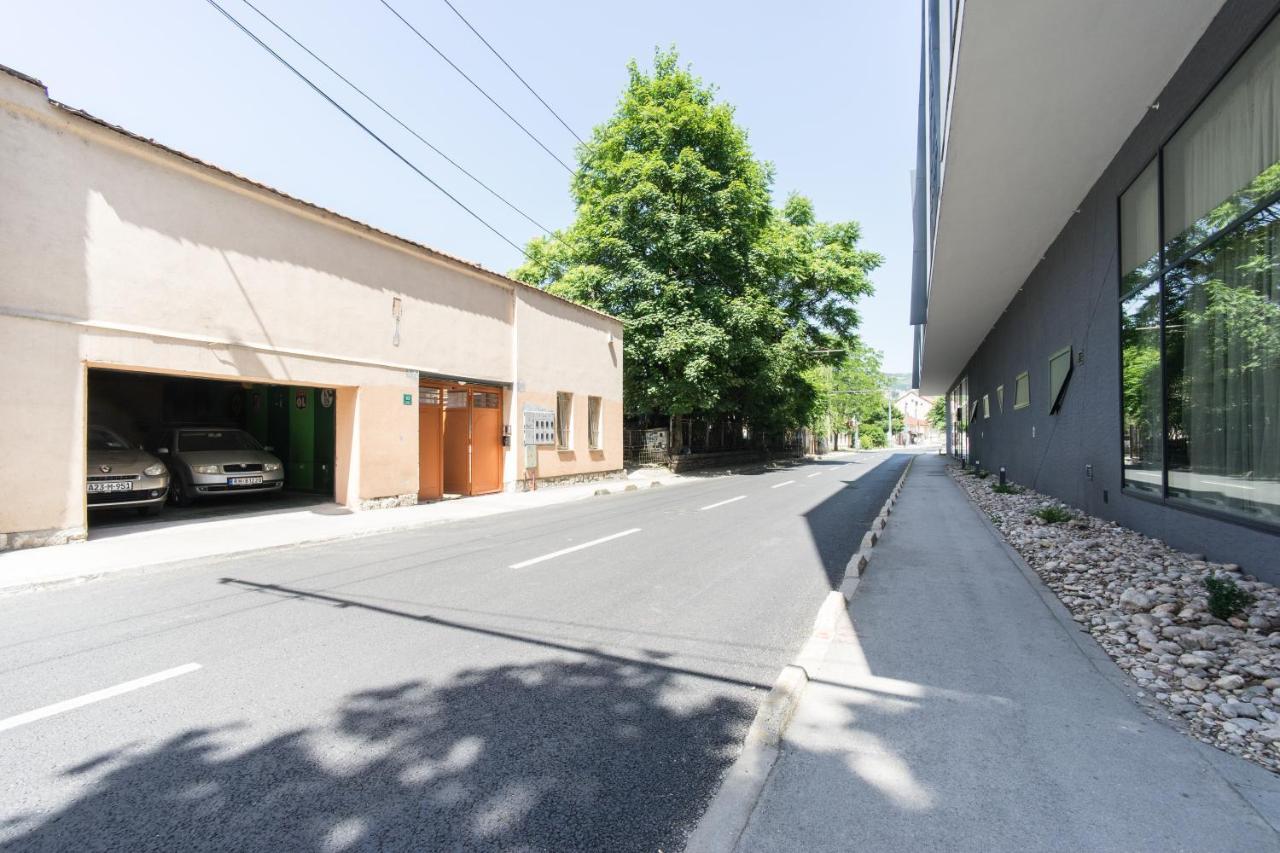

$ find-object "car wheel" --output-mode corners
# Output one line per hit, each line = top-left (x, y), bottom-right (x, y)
(170, 477), (193, 507)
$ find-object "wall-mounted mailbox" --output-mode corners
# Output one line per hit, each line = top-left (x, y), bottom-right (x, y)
(522, 405), (555, 446)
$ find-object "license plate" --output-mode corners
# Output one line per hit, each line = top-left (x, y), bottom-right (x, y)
(229, 476), (263, 486)
(88, 481), (132, 493)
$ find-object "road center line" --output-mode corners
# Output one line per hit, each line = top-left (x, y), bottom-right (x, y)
(510, 528), (642, 569)
(771, 480), (795, 489)
(0, 663), (202, 733)
(699, 495), (747, 511)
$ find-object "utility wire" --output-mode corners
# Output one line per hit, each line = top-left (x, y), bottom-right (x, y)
(375, 0), (575, 173)
(202, 0), (530, 257)
(438, 0), (583, 143)
(235, 0), (555, 235)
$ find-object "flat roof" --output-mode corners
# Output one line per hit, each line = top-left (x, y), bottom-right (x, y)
(0, 63), (620, 328)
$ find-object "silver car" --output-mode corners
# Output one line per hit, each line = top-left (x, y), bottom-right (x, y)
(87, 425), (169, 515)
(157, 427), (285, 505)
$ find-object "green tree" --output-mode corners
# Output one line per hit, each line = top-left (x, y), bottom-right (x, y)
(927, 396), (947, 431)
(513, 49), (880, 436)
(807, 343), (891, 448)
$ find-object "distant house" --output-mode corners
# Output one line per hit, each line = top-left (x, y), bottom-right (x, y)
(893, 390), (940, 446)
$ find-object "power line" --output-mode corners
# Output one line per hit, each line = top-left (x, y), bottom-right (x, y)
(202, 0), (530, 257)
(438, 0), (584, 143)
(235, 0), (555, 235)
(375, 0), (575, 173)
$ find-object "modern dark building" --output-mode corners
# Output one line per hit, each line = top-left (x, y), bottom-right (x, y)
(912, 1), (1280, 583)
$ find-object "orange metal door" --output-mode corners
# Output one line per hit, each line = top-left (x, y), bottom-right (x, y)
(417, 385), (444, 501)
(443, 388), (471, 496)
(469, 388), (504, 495)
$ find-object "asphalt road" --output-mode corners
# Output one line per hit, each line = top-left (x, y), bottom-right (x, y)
(0, 450), (911, 852)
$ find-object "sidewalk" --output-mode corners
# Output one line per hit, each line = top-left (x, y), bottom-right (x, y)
(0, 468), (682, 595)
(0, 453), (857, 595)
(733, 453), (1280, 851)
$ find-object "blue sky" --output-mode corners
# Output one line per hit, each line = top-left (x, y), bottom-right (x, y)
(1, 0), (919, 373)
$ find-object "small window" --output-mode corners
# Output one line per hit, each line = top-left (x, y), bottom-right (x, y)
(996, 385), (1004, 413)
(419, 386), (441, 406)
(446, 390), (467, 409)
(1013, 372), (1030, 410)
(1048, 346), (1073, 414)
(587, 396), (602, 450)
(982, 395), (990, 419)
(474, 391), (499, 409)
(969, 399), (981, 422)
(556, 392), (573, 449)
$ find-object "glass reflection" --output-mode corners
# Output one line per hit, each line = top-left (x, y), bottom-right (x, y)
(1164, 200), (1280, 521)
(1121, 279), (1162, 495)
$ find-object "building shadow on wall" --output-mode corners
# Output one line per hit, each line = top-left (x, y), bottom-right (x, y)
(2, 657), (752, 852)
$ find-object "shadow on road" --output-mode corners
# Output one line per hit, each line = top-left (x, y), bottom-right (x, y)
(802, 452), (910, 588)
(2, 658), (753, 852)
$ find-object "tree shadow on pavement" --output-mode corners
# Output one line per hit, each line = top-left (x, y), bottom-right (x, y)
(2, 658), (753, 852)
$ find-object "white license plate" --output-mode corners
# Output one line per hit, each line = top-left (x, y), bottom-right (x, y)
(229, 476), (263, 486)
(88, 481), (132, 493)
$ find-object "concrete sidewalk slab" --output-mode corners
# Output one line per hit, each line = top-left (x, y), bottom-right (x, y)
(735, 453), (1280, 852)
(0, 453), (859, 595)
(0, 471), (671, 595)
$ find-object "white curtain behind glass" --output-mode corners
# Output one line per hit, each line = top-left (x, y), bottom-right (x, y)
(1120, 159), (1159, 277)
(1164, 15), (1280, 248)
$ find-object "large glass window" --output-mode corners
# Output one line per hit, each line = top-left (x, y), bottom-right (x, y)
(1164, 201), (1280, 522)
(1122, 280), (1163, 495)
(1119, 14), (1280, 525)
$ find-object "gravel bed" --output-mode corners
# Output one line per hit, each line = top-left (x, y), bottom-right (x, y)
(948, 465), (1280, 774)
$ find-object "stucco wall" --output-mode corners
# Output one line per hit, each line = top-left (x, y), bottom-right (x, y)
(513, 287), (624, 482)
(952, 1), (1280, 584)
(0, 69), (624, 547)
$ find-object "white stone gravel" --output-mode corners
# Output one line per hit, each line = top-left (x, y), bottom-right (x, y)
(949, 465), (1280, 774)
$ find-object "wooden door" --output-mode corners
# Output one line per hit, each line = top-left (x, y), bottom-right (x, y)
(417, 385), (443, 501)
(443, 388), (470, 496)
(469, 388), (504, 495)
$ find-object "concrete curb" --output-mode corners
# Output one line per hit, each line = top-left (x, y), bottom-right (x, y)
(684, 453), (917, 853)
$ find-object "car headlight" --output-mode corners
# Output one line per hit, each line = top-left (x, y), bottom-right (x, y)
(143, 463), (166, 477)
(192, 464), (220, 474)
(264, 462), (281, 472)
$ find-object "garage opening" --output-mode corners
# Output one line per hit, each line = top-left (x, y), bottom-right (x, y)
(87, 368), (337, 528)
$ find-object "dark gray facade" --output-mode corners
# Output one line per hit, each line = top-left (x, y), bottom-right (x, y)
(945, 2), (1280, 584)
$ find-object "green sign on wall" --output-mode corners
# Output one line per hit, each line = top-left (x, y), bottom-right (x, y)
(404, 393), (413, 405)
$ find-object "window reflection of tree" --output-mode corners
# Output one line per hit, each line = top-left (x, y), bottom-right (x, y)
(1165, 199), (1280, 517)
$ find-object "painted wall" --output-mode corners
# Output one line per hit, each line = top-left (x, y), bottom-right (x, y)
(951, 1), (1280, 584)
(0, 70), (623, 547)
(512, 286), (624, 483)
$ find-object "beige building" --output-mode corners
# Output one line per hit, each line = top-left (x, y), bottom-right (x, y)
(0, 65), (623, 550)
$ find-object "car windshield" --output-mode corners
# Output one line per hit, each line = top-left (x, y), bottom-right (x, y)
(88, 427), (132, 451)
(177, 430), (262, 452)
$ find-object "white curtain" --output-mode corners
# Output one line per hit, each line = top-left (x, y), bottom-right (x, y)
(1164, 15), (1280, 253)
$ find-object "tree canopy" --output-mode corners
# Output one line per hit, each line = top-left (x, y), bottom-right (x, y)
(513, 49), (881, 435)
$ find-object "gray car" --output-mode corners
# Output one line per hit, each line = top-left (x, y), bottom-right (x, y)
(157, 427), (285, 505)
(87, 425), (169, 515)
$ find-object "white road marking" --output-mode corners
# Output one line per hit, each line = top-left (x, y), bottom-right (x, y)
(699, 495), (747, 511)
(807, 472), (822, 478)
(0, 663), (202, 733)
(771, 480), (795, 489)
(510, 528), (642, 569)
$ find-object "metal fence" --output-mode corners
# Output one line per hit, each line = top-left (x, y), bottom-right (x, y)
(623, 428), (670, 467)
